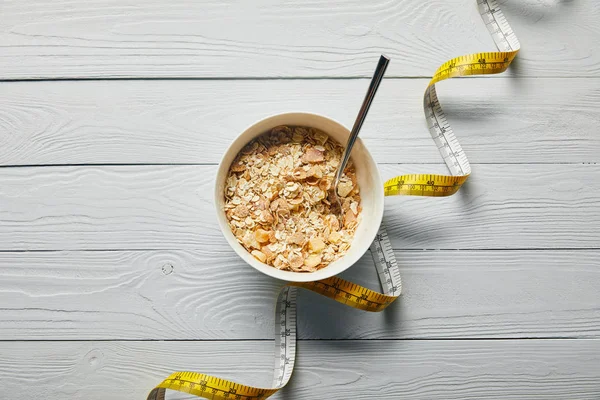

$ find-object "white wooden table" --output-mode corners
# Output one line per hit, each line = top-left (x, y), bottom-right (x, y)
(1, 1), (600, 398)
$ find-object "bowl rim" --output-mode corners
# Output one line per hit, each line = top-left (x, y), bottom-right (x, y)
(215, 112), (384, 282)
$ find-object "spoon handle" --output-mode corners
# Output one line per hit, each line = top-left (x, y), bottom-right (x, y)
(336, 55), (390, 183)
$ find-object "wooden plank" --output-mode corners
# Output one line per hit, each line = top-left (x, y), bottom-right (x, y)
(1, 78), (599, 166)
(0, 164), (598, 251)
(0, 249), (598, 340)
(1, 340), (599, 399)
(0, 0), (597, 79)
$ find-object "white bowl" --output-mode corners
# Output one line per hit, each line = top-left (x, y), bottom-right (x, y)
(215, 112), (384, 282)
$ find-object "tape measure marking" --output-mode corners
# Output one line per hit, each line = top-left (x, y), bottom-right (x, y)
(382, 0), (521, 199)
(149, 1), (520, 398)
(272, 286), (296, 389)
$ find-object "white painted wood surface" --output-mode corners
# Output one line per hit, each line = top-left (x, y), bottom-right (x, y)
(1, 0), (599, 399)
(1, 79), (600, 165)
(0, 250), (598, 340)
(1, 340), (599, 399)
(0, 165), (598, 250)
(1, 0), (598, 79)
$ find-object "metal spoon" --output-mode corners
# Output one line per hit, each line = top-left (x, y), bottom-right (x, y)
(331, 54), (390, 213)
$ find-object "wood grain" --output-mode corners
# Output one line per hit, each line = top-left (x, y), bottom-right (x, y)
(0, 340), (599, 399)
(1, 78), (600, 165)
(0, 0), (598, 79)
(0, 164), (598, 251)
(0, 249), (598, 340)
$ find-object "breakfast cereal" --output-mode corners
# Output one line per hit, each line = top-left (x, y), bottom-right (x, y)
(224, 126), (361, 272)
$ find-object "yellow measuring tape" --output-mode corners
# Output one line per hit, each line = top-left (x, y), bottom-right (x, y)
(148, 1), (520, 398)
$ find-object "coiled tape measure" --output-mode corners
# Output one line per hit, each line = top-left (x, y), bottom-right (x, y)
(148, 1), (520, 398)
